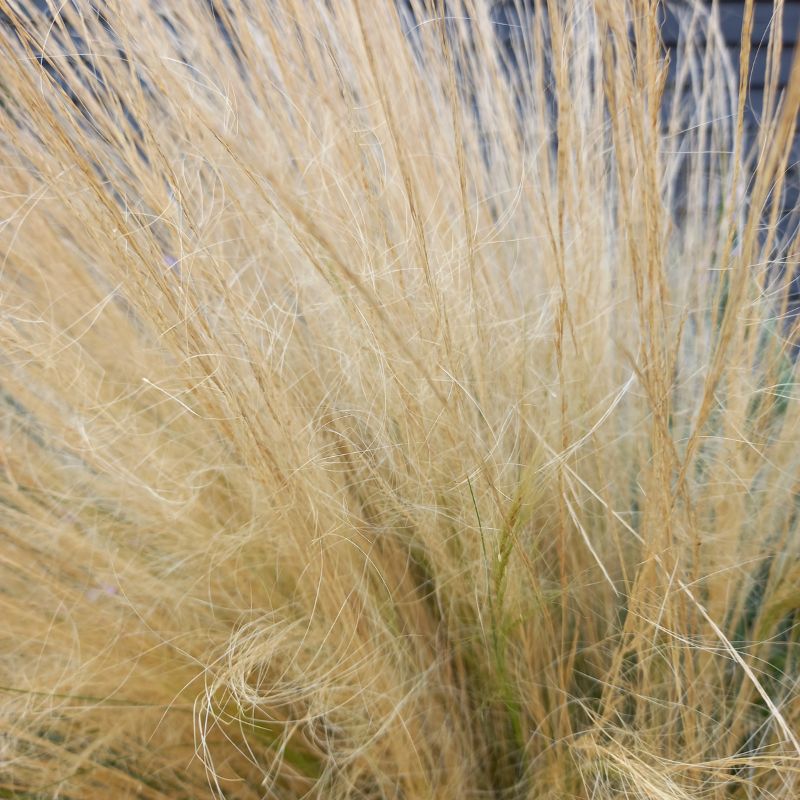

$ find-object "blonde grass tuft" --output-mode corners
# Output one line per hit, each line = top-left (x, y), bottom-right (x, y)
(1, 0), (799, 797)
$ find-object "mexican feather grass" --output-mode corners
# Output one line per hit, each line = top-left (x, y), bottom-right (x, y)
(1, 0), (800, 797)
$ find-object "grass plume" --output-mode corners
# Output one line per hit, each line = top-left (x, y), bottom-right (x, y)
(1, 0), (800, 797)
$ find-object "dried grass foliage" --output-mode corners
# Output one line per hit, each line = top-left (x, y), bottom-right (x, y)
(1, 0), (799, 797)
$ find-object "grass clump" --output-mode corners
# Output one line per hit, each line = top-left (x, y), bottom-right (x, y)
(0, 0), (799, 797)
